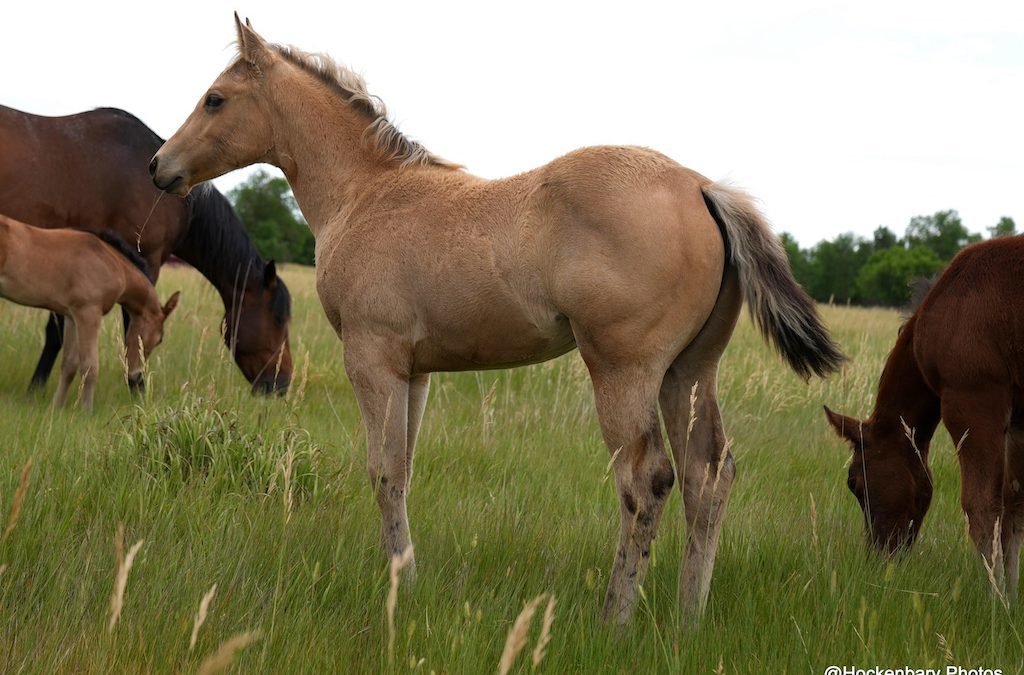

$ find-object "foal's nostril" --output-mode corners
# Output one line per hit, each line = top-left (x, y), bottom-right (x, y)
(148, 156), (158, 177)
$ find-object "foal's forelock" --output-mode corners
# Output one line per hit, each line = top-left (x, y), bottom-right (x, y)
(251, 43), (460, 170)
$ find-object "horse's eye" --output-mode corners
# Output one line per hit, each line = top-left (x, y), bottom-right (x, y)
(204, 93), (225, 109)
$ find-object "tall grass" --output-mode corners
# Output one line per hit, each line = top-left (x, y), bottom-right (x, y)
(0, 266), (1020, 672)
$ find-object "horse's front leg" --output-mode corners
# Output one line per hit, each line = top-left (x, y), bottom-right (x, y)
(344, 336), (417, 578)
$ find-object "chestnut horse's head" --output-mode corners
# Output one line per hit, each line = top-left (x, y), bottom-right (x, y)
(824, 406), (934, 554)
(150, 14), (278, 196)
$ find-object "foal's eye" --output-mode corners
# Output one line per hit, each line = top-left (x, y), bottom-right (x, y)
(204, 93), (225, 109)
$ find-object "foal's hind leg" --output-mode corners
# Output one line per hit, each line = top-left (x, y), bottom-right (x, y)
(343, 337), (417, 577)
(661, 363), (734, 624)
(660, 267), (741, 624)
(580, 355), (675, 625)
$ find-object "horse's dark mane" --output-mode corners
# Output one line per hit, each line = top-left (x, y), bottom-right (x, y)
(182, 184), (292, 323)
(77, 228), (152, 281)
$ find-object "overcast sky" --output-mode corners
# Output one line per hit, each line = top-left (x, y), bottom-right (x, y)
(3, 1), (1022, 246)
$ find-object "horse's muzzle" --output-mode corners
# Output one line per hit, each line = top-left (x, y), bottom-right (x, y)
(127, 373), (146, 394)
(252, 375), (290, 397)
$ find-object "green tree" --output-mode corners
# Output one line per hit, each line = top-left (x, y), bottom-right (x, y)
(854, 245), (943, 307)
(228, 170), (315, 265)
(872, 226), (899, 251)
(779, 232), (811, 290)
(988, 216), (1017, 238)
(904, 210), (980, 261)
(805, 233), (871, 303)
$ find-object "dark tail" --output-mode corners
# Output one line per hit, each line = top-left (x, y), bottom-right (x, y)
(701, 181), (845, 379)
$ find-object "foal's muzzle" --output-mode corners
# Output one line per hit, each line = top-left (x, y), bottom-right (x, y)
(127, 373), (146, 394)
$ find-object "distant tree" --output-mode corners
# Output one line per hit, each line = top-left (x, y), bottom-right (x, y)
(904, 210), (980, 261)
(988, 216), (1017, 238)
(872, 226), (900, 251)
(805, 233), (872, 303)
(854, 245), (943, 307)
(228, 170), (315, 265)
(778, 232), (812, 290)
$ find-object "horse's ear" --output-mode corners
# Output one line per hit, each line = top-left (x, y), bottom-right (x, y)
(824, 405), (865, 452)
(263, 260), (278, 289)
(162, 291), (181, 317)
(234, 12), (270, 70)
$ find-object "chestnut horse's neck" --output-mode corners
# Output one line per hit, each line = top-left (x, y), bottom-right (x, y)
(263, 65), (390, 237)
(870, 315), (942, 458)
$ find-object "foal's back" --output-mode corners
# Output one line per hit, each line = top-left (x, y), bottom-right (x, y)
(913, 236), (1024, 390)
(0, 215), (129, 315)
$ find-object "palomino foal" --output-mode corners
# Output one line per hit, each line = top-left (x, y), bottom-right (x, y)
(0, 215), (179, 410)
(827, 236), (1024, 600)
(151, 16), (843, 625)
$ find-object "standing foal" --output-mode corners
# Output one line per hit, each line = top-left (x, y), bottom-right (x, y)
(150, 16), (843, 625)
(0, 215), (179, 410)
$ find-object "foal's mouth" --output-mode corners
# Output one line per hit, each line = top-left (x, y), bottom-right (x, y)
(153, 175), (184, 193)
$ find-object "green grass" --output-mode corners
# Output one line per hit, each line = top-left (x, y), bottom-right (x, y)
(0, 264), (1021, 673)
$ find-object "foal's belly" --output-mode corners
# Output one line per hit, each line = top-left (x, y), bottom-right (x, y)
(410, 309), (577, 373)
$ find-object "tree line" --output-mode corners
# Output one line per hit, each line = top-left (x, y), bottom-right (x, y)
(228, 170), (315, 266)
(780, 211), (1017, 307)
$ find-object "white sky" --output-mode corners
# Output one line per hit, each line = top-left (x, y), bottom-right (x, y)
(3, 0), (1022, 246)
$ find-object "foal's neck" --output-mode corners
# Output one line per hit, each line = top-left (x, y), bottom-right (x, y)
(871, 315), (941, 457)
(117, 263), (160, 321)
(264, 68), (390, 238)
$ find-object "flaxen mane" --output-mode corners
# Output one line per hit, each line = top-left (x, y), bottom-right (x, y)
(266, 44), (461, 170)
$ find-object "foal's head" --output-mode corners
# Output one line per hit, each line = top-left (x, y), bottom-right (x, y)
(125, 291), (181, 389)
(149, 15), (281, 196)
(824, 407), (933, 554)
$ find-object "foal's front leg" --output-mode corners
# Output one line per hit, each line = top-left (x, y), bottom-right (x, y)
(344, 338), (416, 576)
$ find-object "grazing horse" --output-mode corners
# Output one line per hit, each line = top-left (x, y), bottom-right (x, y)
(150, 16), (843, 625)
(826, 236), (1024, 598)
(0, 105), (292, 394)
(0, 215), (179, 410)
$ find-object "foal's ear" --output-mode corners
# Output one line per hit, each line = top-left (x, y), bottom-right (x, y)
(824, 405), (865, 451)
(234, 12), (270, 69)
(162, 291), (181, 317)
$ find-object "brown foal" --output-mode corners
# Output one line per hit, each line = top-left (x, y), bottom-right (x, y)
(0, 214), (179, 410)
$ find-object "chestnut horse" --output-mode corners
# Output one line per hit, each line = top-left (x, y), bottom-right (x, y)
(0, 215), (179, 410)
(151, 16), (843, 625)
(826, 236), (1024, 599)
(0, 105), (292, 394)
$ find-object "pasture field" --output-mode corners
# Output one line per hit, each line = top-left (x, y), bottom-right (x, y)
(0, 263), (1021, 674)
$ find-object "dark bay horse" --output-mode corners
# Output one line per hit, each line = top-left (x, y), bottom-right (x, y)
(0, 105), (292, 394)
(0, 215), (179, 410)
(826, 236), (1024, 599)
(151, 16), (844, 627)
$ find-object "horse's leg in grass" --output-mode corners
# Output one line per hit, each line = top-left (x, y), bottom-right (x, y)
(405, 374), (430, 493)
(344, 337), (416, 578)
(579, 348), (674, 625)
(942, 388), (1012, 591)
(75, 310), (102, 412)
(660, 268), (741, 625)
(1002, 420), (1024, 600)
(29, 313), (64, 391)
(53, 317), (79, 407)
(661, 362), (734, 625)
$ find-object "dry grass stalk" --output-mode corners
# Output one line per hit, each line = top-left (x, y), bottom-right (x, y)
(809, 493), (820, 550)
(937, 632), (954, 663)
(387, 545), (415, 663)
(602, 446), (623, 483)
(2, 457), (33, 543)
(197, 629), (262, 675)
(498, 593), (546, 675)
(981, 518), (1008, 609)
(190, 583), (219, 651)
(108, 525), (144, 633)
(531, 594), (556, 669)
